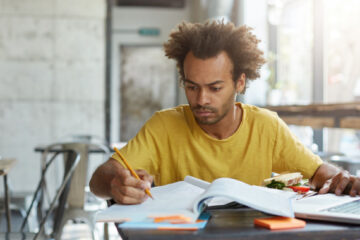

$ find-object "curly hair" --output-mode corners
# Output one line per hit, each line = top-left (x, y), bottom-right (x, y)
(163, 20), (266, 93)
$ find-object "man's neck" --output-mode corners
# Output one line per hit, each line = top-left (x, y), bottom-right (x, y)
(198, 104), (242, 140)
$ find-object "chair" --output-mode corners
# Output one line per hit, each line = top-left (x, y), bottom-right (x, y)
(51, 140), (111, 240)
(2, 143), (80, 240)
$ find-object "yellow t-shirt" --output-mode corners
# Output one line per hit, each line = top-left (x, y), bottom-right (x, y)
(112, 103), (322, 186)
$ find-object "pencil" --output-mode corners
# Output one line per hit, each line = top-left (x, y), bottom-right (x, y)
(113, 147), (154, 199)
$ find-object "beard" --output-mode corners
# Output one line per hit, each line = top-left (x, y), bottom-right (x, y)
(191, 95), (235, 125)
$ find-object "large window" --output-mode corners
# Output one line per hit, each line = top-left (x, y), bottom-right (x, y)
(323, 0), (360, 156)
(255, 0), (360, 156)
(267, 0), (313, 106)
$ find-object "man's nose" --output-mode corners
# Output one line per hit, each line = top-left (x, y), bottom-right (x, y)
(197, 89), (210, 105)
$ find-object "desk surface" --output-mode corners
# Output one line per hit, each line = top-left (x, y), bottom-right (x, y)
(118, 208), (360, 240)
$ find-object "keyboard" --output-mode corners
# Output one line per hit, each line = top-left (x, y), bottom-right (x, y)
(322, 199), (360, 215)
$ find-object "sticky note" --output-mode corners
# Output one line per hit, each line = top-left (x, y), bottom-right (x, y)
(254, 216), (306, 230)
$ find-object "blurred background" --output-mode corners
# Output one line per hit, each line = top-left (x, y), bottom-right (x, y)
(0, 0), (359, 237)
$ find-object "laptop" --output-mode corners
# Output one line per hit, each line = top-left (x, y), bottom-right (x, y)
(293, 193), (360, 224)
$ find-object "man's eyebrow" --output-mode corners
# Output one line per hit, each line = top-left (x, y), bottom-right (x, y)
(207, 80), (224, 86)
(184, 79), (198, 85)
(184, 79), (224, 86)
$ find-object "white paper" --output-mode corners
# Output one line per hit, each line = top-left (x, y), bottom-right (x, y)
(96, 181), (205, 222)
(193, 178), (297, 217)
(96, 176), (297, 223)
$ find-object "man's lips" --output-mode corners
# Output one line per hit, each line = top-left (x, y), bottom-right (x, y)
(195, 111), (214, 117)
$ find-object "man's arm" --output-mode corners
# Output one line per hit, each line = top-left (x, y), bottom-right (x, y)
(310, 162), (360, 196)
(89, 158), (153, 204)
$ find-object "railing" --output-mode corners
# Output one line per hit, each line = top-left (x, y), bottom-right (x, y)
(265, 101), (360, 129)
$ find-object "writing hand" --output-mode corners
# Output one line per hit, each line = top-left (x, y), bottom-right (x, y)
(110, 168), (153, 204)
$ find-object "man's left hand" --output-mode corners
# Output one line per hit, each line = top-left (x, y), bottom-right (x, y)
(310, 163), (360, 196)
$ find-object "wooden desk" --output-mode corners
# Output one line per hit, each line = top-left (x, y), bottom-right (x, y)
(117, 208), (360, 240)
(0, 158), (16, 232)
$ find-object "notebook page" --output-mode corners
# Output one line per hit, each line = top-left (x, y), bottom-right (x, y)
(184, 175), (210, 189)
(193, 178), (296, 217)
(96, 181), (205, 222)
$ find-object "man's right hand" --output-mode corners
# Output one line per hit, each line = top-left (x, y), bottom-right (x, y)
(110, 167), (153, 204)
(89, 158), (153, 205)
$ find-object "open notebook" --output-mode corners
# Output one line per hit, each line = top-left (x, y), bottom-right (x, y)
(96, 176), (296, 224)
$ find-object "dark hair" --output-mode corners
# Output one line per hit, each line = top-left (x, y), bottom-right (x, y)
(163, 20), (266, 93)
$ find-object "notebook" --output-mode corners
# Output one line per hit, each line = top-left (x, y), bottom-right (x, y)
(96, 176), (297, 224)
(293, 193), (360, 224)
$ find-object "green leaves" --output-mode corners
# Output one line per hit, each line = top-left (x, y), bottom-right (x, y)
(266, 180), (286, 189)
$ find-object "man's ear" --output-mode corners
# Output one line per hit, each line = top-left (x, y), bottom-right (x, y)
(235, 73), (246, 93)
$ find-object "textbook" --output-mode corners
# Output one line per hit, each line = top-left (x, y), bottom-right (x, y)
(96, 176), (297, 225)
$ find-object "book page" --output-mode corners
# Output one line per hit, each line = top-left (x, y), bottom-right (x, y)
(193, 178), (296, 217)
(184, 175), (210, 189)
(96, 180), (205, 222)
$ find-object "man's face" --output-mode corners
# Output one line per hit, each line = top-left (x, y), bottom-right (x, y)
(183, 51), (245, 125)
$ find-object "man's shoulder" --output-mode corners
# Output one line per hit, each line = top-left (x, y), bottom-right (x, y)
(149, 105), (189, 127)
(155, 105), (189, 118)
(242, 103), (278, 121)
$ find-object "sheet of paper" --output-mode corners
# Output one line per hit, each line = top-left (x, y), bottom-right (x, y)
(184, 175), (210, 189)
(96, 181), (205, 222)
(193, 178), (297, 217)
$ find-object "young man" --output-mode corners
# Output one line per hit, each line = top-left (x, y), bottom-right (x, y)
(90, 21), (360, 204)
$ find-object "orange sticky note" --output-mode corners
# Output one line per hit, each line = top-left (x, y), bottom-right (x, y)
(151, 215), (192, 223)
(254, 216), (306, 230)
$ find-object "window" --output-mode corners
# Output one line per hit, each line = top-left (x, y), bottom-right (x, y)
(324, 0), (360, 157)
(268, 0), (313, 106)
(261, 0), (360, 156)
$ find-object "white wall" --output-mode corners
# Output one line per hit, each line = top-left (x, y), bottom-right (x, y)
(0, 0), (106, 193)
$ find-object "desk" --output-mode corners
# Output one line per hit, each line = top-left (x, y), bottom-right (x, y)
(117, 208), (360, 240)
(0, 158), (16, 232)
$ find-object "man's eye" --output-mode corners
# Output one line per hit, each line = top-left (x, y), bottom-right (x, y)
(211, 87), (221, 92)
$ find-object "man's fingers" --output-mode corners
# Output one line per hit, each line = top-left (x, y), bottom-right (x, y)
(113, 191), (147, 205)
(118, 184), (148, 200)
(109, 167), (153, 204)
(334, 171), (350, 195)
(136, 169), (154, 187)
(319, 179), (331, 194)
(319, 173), (341, 194)
(110, 177), (148, 204)
(350, 177), (360, 197)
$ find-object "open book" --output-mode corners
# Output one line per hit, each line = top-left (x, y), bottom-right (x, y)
(96, 176), (297, 223)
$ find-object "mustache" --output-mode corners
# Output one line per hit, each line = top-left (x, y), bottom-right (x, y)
(192, 105), (217, 113)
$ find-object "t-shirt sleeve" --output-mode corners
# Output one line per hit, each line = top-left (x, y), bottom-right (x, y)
(272, 115), (323, 179)
(111, 112), (166, 178)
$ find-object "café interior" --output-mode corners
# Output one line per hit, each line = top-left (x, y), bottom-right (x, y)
(0, 0), (359, 239)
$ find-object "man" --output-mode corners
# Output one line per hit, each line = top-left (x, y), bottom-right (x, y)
(90, 21), (360, 205)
